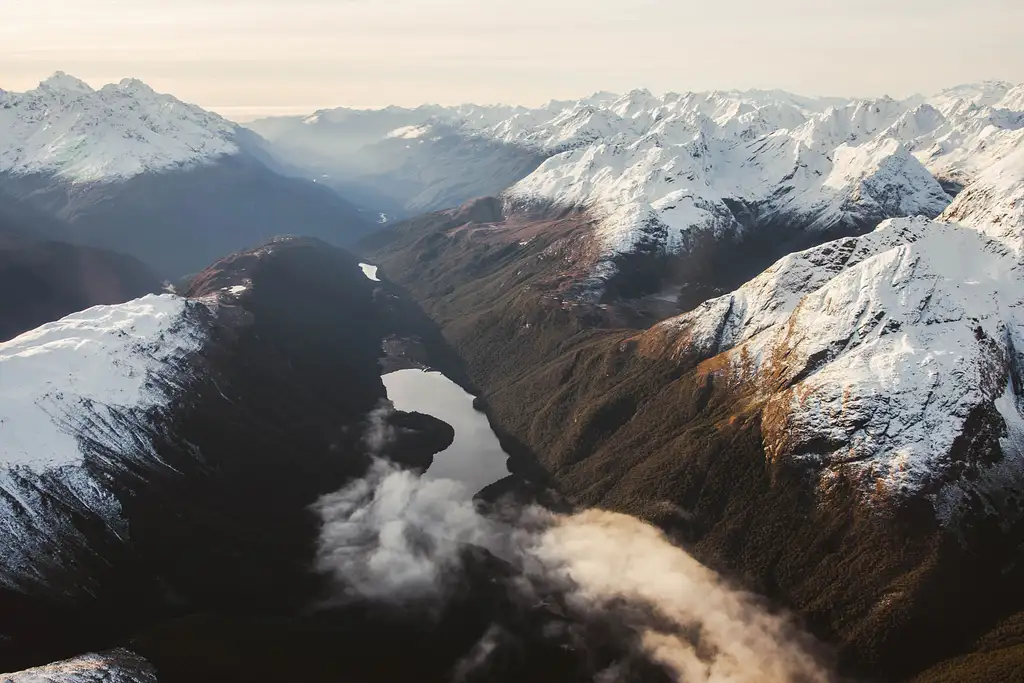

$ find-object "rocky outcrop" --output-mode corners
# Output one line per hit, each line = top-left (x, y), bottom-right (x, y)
(2, 649), (156, 683)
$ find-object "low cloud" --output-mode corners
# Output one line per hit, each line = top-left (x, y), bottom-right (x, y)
(312, 412), (835, 682)
(528, 510), (831, 682)
(314, 459), (499, 601)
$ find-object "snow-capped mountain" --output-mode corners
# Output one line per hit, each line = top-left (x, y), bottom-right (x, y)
(0, 73), (374, 276)
(642, 162), (1024, 520)
(265, 82), (1023, 301)
(621, 84), (1024, 511)
(497, 89), (985, 274)
(0, 72), (239, 183)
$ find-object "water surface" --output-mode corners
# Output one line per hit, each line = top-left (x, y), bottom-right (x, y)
(382, 369), (510, 494)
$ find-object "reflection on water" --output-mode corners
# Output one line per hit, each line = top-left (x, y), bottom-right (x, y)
(382, 369), (510, 495)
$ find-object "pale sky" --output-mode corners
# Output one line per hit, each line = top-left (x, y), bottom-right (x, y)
(3, 0), (1023, 120)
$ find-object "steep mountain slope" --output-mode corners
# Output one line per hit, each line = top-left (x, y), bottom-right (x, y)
(0, 237), (454, 672)
(0, 217), (161, 342)
(648, 215), (1024, 510)
(942, 131), (1024, 245)
(0, 74), (373, 276)
(364, 128), (1024, 680)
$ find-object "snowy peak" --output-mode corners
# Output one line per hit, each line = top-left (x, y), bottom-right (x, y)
(504, 92), (952, 262)
(0, 73), (242, 183)
(0, 294), (206, 471)
(882, 103), (945, 141)
(818, 137), (951, 222)
(643, 136), (1024, 515)
(111, 77), (156, 95)
(38, 71), (94, 95)
(792, 97), (906, 149)
(650, 214), (1024, 514)
(931, 80), (1019, 114)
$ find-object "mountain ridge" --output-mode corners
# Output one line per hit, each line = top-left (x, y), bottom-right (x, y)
(263, 80), (1022, 303)
(0, 73), (376, 276)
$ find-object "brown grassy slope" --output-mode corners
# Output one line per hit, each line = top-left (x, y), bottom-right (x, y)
(909, 612), (1024, 683)
(364, 204), (1024, 681)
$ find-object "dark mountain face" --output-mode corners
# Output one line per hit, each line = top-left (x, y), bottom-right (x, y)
(0, 238), (454, 672)
(0, 154), (375, 278)
(0, 221), (161, 342)
(363, 203), (1024, 681)
(124, 548), (680, 683)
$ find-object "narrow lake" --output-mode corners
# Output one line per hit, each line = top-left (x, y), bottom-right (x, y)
(382, 369), (510, 494)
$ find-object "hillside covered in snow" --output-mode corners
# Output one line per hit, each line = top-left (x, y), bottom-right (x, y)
(0, 72), (243, 183)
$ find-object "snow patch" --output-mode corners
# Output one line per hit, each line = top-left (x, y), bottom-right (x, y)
(359, 263), (380, 282)
(0, 294), (204, 471)
(1, 648), (157, 682)
(386, 125), (429, 140)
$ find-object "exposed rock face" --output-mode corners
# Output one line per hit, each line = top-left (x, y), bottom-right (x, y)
(1, 649), (157, 683)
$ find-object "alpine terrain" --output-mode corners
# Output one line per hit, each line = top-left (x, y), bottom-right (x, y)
(0, 73), (374, 276)
(3, 74), (1024, 683)
(359, 80), (1024, 681)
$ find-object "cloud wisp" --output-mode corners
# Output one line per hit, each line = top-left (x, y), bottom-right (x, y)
(312, 410), (835, 682)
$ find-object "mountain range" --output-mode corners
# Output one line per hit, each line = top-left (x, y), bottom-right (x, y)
(3, 73), (1024, 682)
(354, 82), (1024, 681)
(255, 81), (1024, 303)
(0, 73), (373, 276)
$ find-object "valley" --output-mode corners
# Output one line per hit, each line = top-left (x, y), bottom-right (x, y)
(2, 71), (1024, 682)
